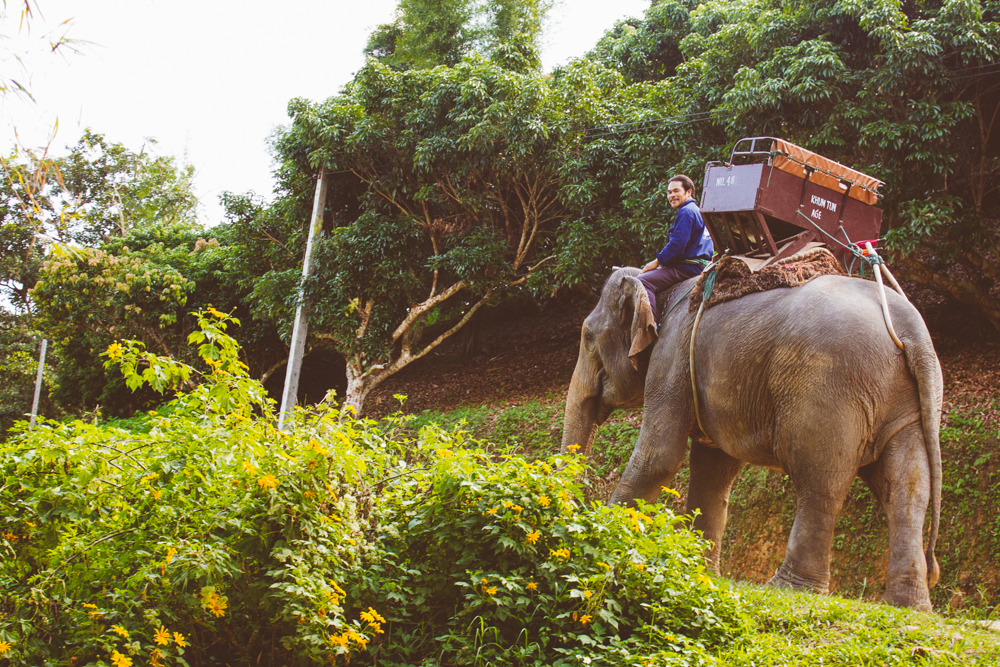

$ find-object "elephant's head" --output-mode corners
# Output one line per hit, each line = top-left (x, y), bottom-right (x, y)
(561, 267), (657, 454)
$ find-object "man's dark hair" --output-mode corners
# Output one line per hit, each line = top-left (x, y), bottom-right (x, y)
(668, 174), (696, 195)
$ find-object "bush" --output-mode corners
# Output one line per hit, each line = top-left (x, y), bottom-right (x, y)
(0, 311), (740, 666)
(350, 438), (741, 666)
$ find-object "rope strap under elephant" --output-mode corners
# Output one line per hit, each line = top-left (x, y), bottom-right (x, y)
(689, 264), (719, 436)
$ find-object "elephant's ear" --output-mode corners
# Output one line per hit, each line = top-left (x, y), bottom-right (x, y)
(620, 274), (657, 369)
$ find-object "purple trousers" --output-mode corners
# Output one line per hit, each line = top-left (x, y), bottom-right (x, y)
(636, 264), (701, 323)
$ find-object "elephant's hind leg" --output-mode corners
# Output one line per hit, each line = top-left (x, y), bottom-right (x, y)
(688, 442), (745, 574)
(857, 421), (933, 612)
(768, 427), (859, 594)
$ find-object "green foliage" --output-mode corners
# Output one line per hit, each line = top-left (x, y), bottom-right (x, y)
(365, 0), (551, 71)
(0, 311), (389, 665)
(53, 130), (200, 245)
(0, 311), (738, 666)
(3, 317), (999, 664)
(350, 439), (740, 666)
(582, 0), (1000, 329)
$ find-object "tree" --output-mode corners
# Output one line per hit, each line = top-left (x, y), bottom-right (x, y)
(240, 52), (585, 411)
(585, 0), (1000, 331)
(52, 129), (200, 245)
(23, 132), (267, 415)
(365, 0), (552, 70)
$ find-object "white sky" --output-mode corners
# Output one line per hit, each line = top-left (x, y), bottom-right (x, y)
(2, 0), (651, 225)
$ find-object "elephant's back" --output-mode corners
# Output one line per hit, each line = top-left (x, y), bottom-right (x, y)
(704, 274), (926, 348)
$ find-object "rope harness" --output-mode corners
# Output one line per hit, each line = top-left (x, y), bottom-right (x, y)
(795, 210), (908, 350)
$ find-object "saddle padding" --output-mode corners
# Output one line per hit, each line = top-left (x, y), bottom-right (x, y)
(688, 247), (846, 312)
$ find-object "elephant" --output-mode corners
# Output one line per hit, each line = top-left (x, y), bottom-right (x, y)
(562, 266), (942, 611)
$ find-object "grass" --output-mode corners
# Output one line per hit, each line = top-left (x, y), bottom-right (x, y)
(716, 584), (1000, 665)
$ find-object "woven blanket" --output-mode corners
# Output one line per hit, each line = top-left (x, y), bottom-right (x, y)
(688, 247), (845, 312)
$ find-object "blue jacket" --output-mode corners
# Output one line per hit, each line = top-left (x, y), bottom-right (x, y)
(656, 199), (714, 268)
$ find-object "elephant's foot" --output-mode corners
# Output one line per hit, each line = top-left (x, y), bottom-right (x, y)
(767, 564), (829, 595)
(883, 580), (933, 613)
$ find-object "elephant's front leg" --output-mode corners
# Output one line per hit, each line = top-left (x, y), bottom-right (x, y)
(609, 399), (693, 505)
(687, 442), (745, 574)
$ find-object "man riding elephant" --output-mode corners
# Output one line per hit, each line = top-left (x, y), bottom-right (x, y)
(638, 175), (714, 325)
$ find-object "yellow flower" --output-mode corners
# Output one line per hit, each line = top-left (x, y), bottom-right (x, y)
(597, 562), (611, 570)
(485, 586), (497, 595)
(82, 603), (97, 609)
(526, 582), (538, 592)
(110, 624), (129, 638)
(105, 342), (123, 360)
(110, 650), (132, 667)
(242, 460), (258, 475)
(348, 629), (367, 649)
(309, 439), (329, 455)
(551, 548), (571, 559)
(331, 581), (346, 596)
(150, 488), (162, 499)
(583, 589), (593, 599)
(207, 595), (228, 617)
(538, 495), (551, 507)
(141, 473), (158, 483)
(633, 562), (646, 571)
(166, 547), (177, 564)
(662, 486), (682, 498)
(0, 641), (9, 655)
(502, 500), (514, 508)
(329, 633), (349, 648)
(435, 448), (452, 458)
(579, 614), (592, 625)
(206, 306), (225, 318)
(512, 504), (523, 512)
(360, 607), (385, 624)
(567, 444), (580, 453)
(257, 474), (278, 490)
(486, 507), (499, 515)
(154, 626), (171, 646)
(173, 631), (187, 647)
(150, 649), (164, 667)
(525, 530), (540, 545)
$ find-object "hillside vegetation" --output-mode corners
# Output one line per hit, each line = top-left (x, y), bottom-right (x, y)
(2, 310), (999, 666)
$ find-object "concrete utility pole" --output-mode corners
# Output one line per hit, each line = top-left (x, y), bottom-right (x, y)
(278, 168), (328, 431)
(30, 338), (47, 427)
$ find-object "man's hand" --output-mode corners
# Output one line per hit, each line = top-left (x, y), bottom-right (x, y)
(641, 259), (659, 273)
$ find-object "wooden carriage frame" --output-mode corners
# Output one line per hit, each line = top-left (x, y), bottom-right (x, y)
(699, 137), (885, 271)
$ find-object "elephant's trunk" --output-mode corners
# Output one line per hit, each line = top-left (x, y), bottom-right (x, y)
(561, 367), (611, 456)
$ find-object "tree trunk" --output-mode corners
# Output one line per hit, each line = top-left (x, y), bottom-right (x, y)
(459, 309), (482, 359)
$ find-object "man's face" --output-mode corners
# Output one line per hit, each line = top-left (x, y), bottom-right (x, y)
(667, 180), (693, 209)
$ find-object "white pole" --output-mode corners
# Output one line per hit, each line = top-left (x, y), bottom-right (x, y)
(30, 338), (47, 427)
(278, 168), (328, 431)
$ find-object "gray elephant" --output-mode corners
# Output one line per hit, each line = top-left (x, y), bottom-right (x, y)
(562, 267), (942, 611)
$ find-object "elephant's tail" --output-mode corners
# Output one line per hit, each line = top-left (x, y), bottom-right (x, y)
(904, 340), (943, 589)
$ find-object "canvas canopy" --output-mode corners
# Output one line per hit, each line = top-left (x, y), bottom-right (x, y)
(770, 139), (883, 206)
